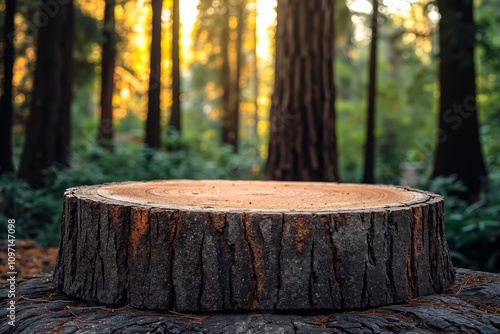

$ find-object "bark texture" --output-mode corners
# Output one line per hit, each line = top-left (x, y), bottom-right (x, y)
(54, 181), (454, 312)
(434, 0), (487, 201)
(17, 0), (74, 187)
(266, 0), (339, 181)
(97, 0), (116, 142)
(0, 0), (16, 174)
(3, 269), (499, 333)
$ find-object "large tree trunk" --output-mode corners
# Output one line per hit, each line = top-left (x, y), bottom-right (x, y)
(0, 0), (16, 174)
(169, 0), (181, 137)
(145, 0), (162, 149)
(363, 0), (379, 184)
(433, 0), (487, 202)
(265, 0), (339, 181)
(54, 180), (454, 312)
(97, 0), (116, 142)
(18, 0), (74, 187)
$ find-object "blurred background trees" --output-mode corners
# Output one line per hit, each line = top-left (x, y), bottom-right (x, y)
(0, 0), (15, 174)
(17, 0), (74, 187)
(1, 0), (500, 271)
(433, 0), (487, 202)
(97, 0), (116, 143)
(145, 0), (162, 148)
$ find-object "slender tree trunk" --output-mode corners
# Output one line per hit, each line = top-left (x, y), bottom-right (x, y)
(220, 0), (231, 146)
(265, 0), (339, 181)
(433, 0), (487, 202)
(18, 0), (74, 187)
(0, 0), (16, 174)
(363, 0), (378, 184)
(98, 0), (116, 142)
(226, 1), (246, 153)
(146, 0), (162, 148)
(169, 0), (181, 138)
(252, 0), (259, 138)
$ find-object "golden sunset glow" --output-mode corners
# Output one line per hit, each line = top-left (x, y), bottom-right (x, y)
(11, 0), (439, 141)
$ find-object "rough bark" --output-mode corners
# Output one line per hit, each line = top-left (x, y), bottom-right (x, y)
(17, 0), (74, 187)
(0, 0), (16, 174)
(433, 0), (487, 202)
(169, 0), (181, 135)
(266, 0), (339, 182)
(2, 269), (499, 333)
(145, 0), (162, 148)
(363, 0), (378, 184)
(97, 0), (116, 142)
(54, 180), (454, 312)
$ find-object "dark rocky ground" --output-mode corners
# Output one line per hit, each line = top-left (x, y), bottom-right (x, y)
(0, 268), (499, 333)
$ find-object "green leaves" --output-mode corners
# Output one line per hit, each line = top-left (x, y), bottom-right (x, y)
(434, 173), (500, 272)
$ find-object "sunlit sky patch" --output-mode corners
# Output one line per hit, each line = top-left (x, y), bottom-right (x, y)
(178, 0), (277, 63)
(348, 0), (422, 15)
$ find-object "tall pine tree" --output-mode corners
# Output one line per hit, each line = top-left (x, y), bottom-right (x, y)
(362, 0), (379, 184)
(97, 0), (116, 143)
(433, 0), (487, 201)
(18, 0), (74, 187)
(146, 0), (163, 148)
(169, 0), (181, 144)
(0, 0), (16, 174)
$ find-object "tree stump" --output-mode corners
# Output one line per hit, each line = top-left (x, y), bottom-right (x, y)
(53, 180), (455, 312)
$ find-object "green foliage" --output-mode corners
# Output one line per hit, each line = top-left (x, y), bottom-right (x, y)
(426, 174), (500, 272)
(0, 140), (262, 245)
(0, 173), (62, 245)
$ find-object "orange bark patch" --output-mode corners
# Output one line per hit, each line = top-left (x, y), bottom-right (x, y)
(169, 211), (181, 246)
(214, 213), (226, 232)
(290, 215), (310, 251)
(130, 208), (149, 256)
(406, 207), (422, 298)
(206, 212), (215, 231)
(242, 213), (263, 310)
(109, 206), (121, 232)
(333, 213), (351, 232)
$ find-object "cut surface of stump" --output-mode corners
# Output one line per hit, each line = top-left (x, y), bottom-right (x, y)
(53, 180), (455, 312)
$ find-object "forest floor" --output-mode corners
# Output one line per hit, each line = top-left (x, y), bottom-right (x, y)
(0, 240), (58, 279)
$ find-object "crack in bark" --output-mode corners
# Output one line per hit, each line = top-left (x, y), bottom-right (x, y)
(199, 229), (206, 311)
(325, 219), (338, 308)
(329, 214), (344, 308)
(275, 213), (285, 310)
(170, 210), (181, 311)
(241, 213), (259, 310)
(309, 239), (316, 308)
(385, 210), (397, 303)
(367, 213), (376, 267)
